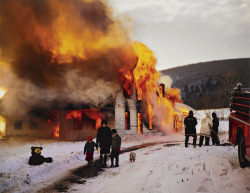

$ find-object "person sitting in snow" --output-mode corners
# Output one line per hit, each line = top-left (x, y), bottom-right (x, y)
(110, 129), (121, 168)
(184, 110), (197, 148)
(84, 136), (97, 166)
(96, 120), (112, 167)
(199, 113), (212, 147)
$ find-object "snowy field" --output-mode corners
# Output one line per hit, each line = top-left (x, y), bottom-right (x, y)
(0, 110), (250, 193)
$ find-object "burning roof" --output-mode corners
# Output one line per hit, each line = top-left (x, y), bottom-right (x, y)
(0, 0), (184, 133)
(0, 0), (137, 117)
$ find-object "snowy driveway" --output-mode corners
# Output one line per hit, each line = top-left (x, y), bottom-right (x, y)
(68, 143), (250, 193)
(1, 134), (250, 193)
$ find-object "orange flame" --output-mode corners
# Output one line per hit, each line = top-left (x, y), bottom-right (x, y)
(138, 113), (143, 134)
(66, 111), (82, 120)
(132, 42), (182, 131)
(84, 110), (102, 130)
(125, 112), (129, 130)
(53, 124), (59, 138)
(0, 87), (7, 99)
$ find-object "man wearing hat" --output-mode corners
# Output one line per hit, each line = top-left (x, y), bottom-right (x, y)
(184, 110), (198, 148)
(96, 120), (112, 167)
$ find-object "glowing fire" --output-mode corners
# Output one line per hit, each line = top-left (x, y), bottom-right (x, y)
(0, 87), (7, 99)
(0, 0), (183, 137)
(125, 112), (129, 130)
(65, 110), (102, 130)
(132, 42), (182, 132)
(84, 110), (102, 130)
(133, 42), (160, 131)
(138, 113), (143, 134)
(66, 111), (82, 120)
(52, 124), (59, 138)
(0, 116), (6, 139)
(174, 106), (189, 132)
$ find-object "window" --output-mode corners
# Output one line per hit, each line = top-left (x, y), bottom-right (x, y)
(125, 111), (130, 130)
(73, 117), (82, 130)
(14, 121), (22, 130)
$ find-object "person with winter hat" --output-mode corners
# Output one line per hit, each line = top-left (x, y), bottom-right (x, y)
(110, 129), (121, 168)
(96, 120), (112, 167)
(199, 113), (212, 147)
(84, 136), (97, 166)
(184, 110), (198, 148)
(211, 112), (220, 145)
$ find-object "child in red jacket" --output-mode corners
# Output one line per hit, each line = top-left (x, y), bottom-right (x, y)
(84, 136), (97, 166)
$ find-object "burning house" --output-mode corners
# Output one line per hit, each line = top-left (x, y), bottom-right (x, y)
(0, 0), (188, 141)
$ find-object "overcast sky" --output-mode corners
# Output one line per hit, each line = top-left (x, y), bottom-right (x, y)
(109, 0), (250, 70)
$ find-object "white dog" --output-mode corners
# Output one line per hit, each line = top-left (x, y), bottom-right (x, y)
(129, 152), (136, 162)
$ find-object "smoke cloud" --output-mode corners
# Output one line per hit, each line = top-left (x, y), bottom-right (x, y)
(0, 0), (137, 117)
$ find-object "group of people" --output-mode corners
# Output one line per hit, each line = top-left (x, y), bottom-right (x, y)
(184, 110), (220, 148)
(84, 111), (219, 167)
(83, 120), (121, 168)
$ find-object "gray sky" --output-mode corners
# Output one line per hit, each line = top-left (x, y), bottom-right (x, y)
(109, 0), (250, 70)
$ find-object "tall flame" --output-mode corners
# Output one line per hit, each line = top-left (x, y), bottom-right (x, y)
(132, 42), (182, 132)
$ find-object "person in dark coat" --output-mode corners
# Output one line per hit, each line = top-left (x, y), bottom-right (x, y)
(184, 110), (197, 148)
(211, 112), (220, 145)
(96, 120), (112, 167)
(84, 136), (97, 166)
(110, 129), (121, 168)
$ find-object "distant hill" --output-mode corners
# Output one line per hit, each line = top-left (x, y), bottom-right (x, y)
(161, 58), (250, 109)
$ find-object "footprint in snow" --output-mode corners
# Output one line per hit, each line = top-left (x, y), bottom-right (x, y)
(197, 178), (214, 192)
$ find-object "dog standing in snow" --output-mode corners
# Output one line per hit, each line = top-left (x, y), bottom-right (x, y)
(129, 152), (136, 162)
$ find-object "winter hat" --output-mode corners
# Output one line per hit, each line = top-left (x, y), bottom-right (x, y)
(111, 129), (117, 134)
(101, 120), (107, 125)
(189, 110), (193, 115)
(87, 136), (93, 141)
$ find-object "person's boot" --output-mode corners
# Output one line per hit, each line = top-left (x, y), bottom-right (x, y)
(103, 155), (107, 167)
(115, 157), (119, 167)
(110, 157), (114, 168)
(99, 155), (103, 167)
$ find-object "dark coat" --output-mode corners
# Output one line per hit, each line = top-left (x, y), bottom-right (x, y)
(111, 134), (121, 149)
(96, 126), (112, 148)
(184, 115), (197, 136)
(212, 117), (219, 133)
(84, 141), (97, 154)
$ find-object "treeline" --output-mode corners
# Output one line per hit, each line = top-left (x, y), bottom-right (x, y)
(161, 58), (250, 109)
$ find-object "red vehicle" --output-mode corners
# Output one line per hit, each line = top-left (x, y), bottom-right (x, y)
(229, 83), (250, 168)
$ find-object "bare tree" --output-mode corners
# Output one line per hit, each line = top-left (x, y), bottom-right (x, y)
(221, 71), (240, 105)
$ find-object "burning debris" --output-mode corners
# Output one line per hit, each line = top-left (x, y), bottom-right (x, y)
(0, 0), (186, 140)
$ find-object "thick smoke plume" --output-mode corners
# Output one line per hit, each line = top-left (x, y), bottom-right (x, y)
(0, 0), (137, 117)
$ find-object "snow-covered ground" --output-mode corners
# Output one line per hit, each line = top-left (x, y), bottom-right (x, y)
(1, 112), (250, 193)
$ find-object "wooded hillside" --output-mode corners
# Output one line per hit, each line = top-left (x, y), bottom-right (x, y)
(161, 58), (250, 109)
